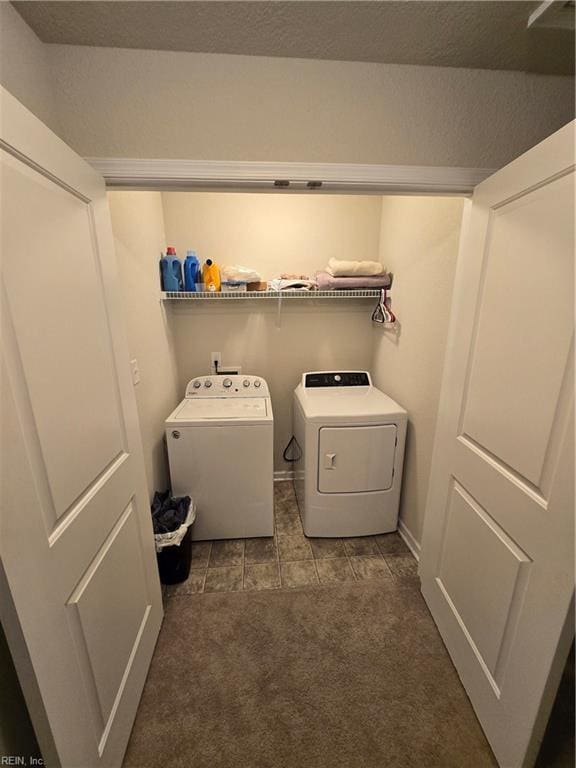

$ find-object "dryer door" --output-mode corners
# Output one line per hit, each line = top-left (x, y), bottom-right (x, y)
(318, 425), (397, 493)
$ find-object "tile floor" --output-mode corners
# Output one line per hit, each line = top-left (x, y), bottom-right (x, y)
(164, 481), (417, 598)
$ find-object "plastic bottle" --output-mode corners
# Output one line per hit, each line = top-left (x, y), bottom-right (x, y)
(202, 259), (221, 292)
(159, 254), (165, 290)
(160, 247), (183, 292)
(183, 250), (201, 292)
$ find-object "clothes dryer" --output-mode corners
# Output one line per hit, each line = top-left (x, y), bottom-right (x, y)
(293, 371), (406, 537)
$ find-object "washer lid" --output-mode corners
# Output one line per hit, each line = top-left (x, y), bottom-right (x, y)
(166, 397), (272, 426)
(295, 385), (406, 422)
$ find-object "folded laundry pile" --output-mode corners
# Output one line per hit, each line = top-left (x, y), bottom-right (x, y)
(316, 258), (390, 290)
(316, 271), (391, 290)
(326, 258), (385, 277)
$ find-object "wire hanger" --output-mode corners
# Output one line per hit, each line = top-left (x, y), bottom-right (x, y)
(372, 288), (396, 325)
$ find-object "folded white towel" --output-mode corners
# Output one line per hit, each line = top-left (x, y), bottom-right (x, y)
(326, 258), (384, 277)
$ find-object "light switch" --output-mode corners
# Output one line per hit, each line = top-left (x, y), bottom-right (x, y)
(130, 358), (140, 385)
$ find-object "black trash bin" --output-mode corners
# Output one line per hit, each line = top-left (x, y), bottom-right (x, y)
(151, 491), (195, 585)
(156, 525), (193, 584)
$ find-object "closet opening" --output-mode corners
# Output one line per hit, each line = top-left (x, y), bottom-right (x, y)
(107, 189), (466, 552)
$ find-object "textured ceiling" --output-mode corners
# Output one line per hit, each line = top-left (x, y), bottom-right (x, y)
(13, 1), (575, 75)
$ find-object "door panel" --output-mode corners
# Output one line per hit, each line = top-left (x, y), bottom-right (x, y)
(461, 173), (574, 487)
(437, 481), (531, 680)
(420, 121), (574, 768)
(0, 87), (162, 768)
(2, 157), (126, 517)
(68, 504), (150, 733)
(318, 425), (397, 493)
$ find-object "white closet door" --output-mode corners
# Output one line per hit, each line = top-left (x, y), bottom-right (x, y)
(420, 121), (574, 768)
(0, 87), (162, 767)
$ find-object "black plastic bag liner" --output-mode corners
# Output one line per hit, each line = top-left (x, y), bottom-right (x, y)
(151, 491), (196, 552)
(151, 490), (191, 534)
(151, 491), (196, 584)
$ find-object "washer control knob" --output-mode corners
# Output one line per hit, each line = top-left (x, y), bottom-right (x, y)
(223, 378), (233, 388)
(254, 380), (261, 388)
(193, 380), (201, 389)
(204, 380), (212, 388)
(243, 379), (251, 387)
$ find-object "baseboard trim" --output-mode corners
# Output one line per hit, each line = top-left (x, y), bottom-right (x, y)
(398, 519), (421, 562)
(274, 470), (295, 482)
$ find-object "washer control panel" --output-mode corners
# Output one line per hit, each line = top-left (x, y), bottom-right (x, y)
(303, 371), (372, 388)
(185, 374), (269, 397)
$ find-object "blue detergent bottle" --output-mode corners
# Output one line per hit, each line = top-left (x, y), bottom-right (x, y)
(160, 247), (183, 291)
(183, 250), (201, 292)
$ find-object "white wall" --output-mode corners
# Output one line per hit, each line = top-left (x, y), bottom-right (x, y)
(1, 11), (572, 168)
(162, 192), (383, 280)
(162, 192), (382, 469)
(372, 196), (465, 549)
(0, 3), (60, 134)
(48, 45), (574, 168)
(108, 192), (180, 498)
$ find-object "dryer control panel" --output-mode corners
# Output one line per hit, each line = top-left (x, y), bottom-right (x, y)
(185, 374), (270, 397)
(303, 371), (372, 388)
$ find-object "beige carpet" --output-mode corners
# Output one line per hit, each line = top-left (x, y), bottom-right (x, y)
(124, 579), (497, 768)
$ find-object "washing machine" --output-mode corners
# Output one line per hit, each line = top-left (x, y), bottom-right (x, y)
(293, 371), (407, 537)
(166, 374), (273, 540)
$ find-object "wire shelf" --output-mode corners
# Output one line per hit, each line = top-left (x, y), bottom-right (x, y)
(161, 290), (381, 301)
